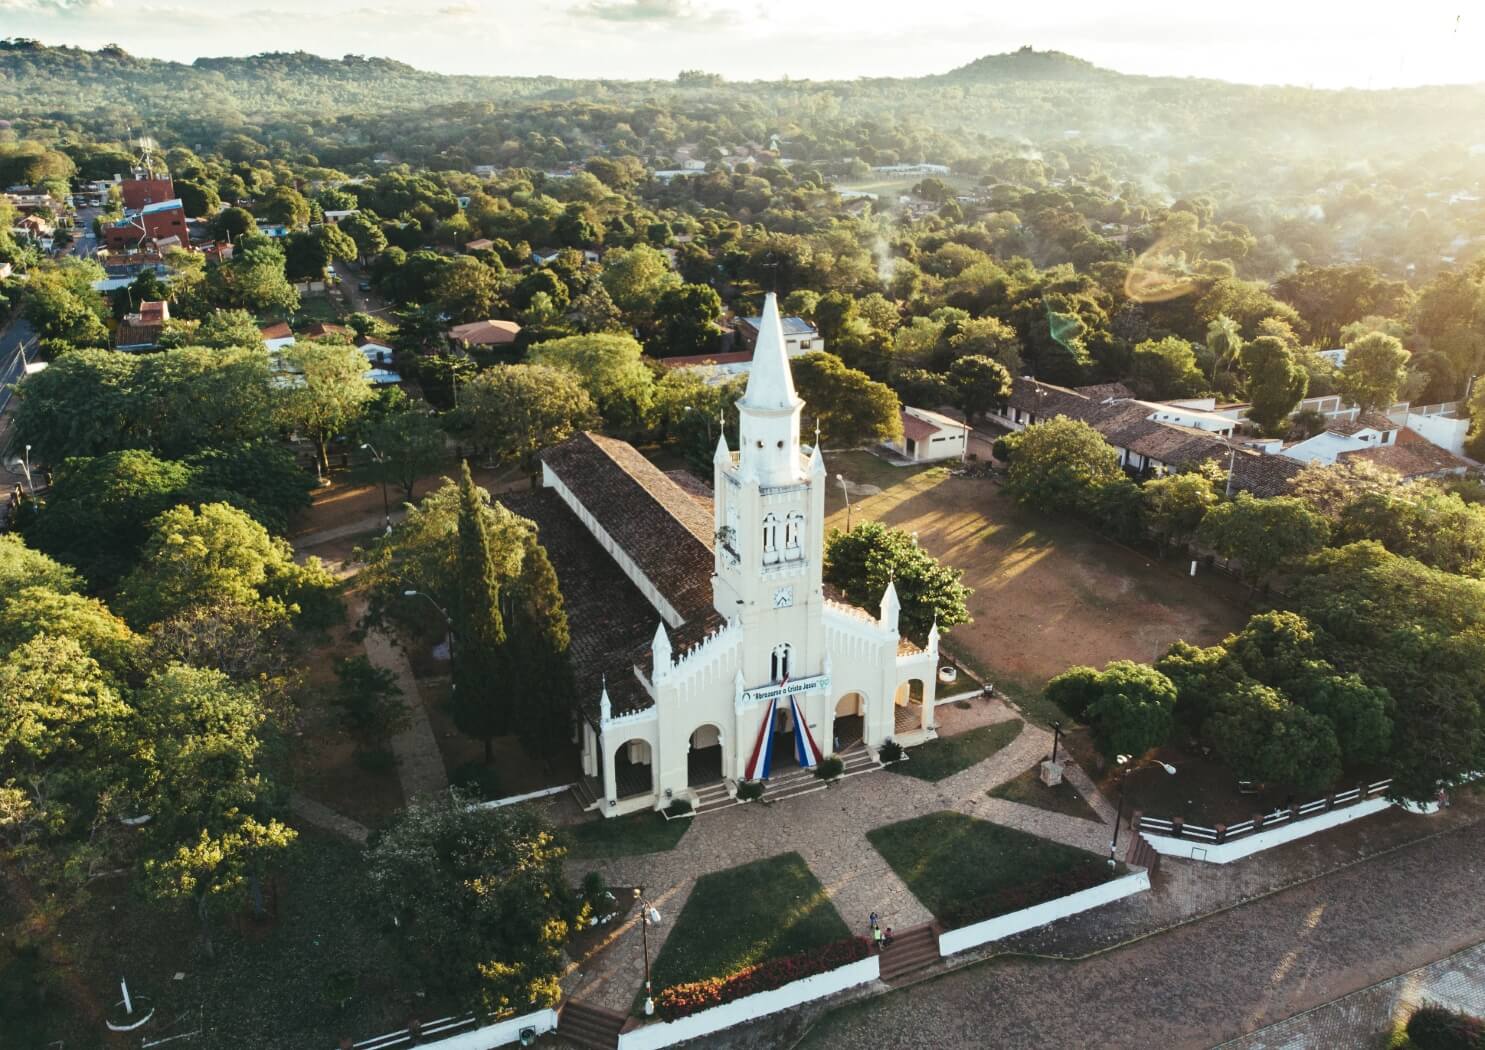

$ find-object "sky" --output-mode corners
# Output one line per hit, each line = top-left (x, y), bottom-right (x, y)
(1, 0), (1481, 90)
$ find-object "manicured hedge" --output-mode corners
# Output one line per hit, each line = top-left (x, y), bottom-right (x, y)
(654, 936), (871, 1020)
(939, 860), (1112, 930)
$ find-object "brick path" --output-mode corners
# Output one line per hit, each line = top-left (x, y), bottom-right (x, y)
(346, 594), (448, 802)
(1222, 938), (1485, 1049)
(564, 702), (1111, 1011)
(289, 791), (370, 845)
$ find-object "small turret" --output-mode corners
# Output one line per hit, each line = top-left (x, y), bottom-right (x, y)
(599, 677), (612, 724)
(879, 580), (901, 633)
(714, 431), (731, 465)
(651, 622), (673, 681)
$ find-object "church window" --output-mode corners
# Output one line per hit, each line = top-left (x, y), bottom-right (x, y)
(771, 643), (791, 682)
(784, 512), (804, 559)
(762, 513), (780, 564)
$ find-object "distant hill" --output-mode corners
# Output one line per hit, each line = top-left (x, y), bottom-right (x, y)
(942, 46), (1113, 82)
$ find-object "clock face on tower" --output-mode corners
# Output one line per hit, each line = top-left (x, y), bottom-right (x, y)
(773, 585), (794, 609)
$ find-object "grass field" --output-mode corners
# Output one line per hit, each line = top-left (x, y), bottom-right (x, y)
(821, 451), (1248, 722)
(565, 811), (691, 861)
(647, 852), (849, 991)
(989, 763), (1106, 824)
(867, 812), (1111, 923)
(889, 719), (1023, 782)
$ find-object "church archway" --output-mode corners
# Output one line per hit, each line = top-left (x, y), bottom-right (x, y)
(612, 738), (654, 800)
(893, 678), (927, 735)
(687, 724), (724, 786)
(832, 692), (865, 753)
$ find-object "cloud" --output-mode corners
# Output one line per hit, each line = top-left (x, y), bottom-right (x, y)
(0, 0), (111, 11)
(575, 0), (733, 28)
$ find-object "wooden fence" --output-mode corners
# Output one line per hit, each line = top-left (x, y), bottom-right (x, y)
(1135, 778), (1393, 845)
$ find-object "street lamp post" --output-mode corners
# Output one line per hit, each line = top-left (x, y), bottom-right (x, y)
(1109, 754), (1177, 868)
(1051, 720), (1062, 764)
(633, 888), (663, 1016)
(361, 442), (392, 532)
(836, 473), (852, 532)
(21, 444), (34, 496)
(403, 589), (455, 693)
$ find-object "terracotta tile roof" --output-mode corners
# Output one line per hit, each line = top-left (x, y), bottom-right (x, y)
(259, 322), (293, 340)
(664, 469), (714, 506)
(900, 410), (941, 443)
(1074, 382), (1135, 401)
(303, 322), (350, 339)
(496, 489), (658, 717)
(1339, 440), (1471, 478)
(1327, 411), (1398, 436)
(448, 319), (521, 345)
(659, 350), (753, 368)
(1230, 451), (1305, 498)
(541, 432), (716, 622)
(1006, 376), (1093, 420)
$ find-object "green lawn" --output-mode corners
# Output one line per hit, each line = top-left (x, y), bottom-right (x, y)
(989, 764), (1106, 824)
(648, 852), (850, 991)
(565, 811), (690, 860)
(889, 719), (1023, 782)
(866, 811), (1111, 923)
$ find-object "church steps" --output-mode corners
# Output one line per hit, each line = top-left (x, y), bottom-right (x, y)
(556, 1000), (626, 1050)
(691, 746), (883, 815)
(877, 922), (941, 983)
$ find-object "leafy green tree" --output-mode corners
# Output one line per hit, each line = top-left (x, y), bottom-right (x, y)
(823, 520), (971, 641)
(1129, 336), (1206, 399)
(1204, 681), (1341, 793)
(365, 793), (580, 1015)
(1141, 464), (1220, 552)
(791, 351), (902, 448)
(1004, 417), (1122, 513)
(450, 462), (510, 760)
(159, 308), (263, 350)
(328, 655), (409, 753)
(1197, 493), (1330, 589)
(459, 364), (599, 485)
(502, 525), (577, 760)
(0, 636), (130, 872)
(1337, 487), (1485, 578)
(435, 255), (503, 323)
(1044, 665), (1104, 720)
(358, 406), (447, 499)
(599, 243), (679, 325)
(27, 450), (196, 587)
(185, 440), (314, 534)
(1240, 335), (1308, 433)
(652, 283), (724, 357)
(653, 368), (745, 474)
(528, 333), (655, 433)
(138, 346), (277, 458)
(0, 534), (80, 600)
(136, 664), (294, 958)
(210, 206), (255, 242)
(275, 339), (374, 472)
(210, 237), (300, 316)
(339, 212), (388, 259)
(116, 502), (335, 629)
(947, 354), (1012, 419)
(1076, 660), (1178, 761)
(1339, 331), (1410, 412)
(13, 348), (142, 458)
(1204, 314), (1244, 385)
(0, 587), (141, 684)
(943, 316), (1022, 374)
(258, 185), (310, 228)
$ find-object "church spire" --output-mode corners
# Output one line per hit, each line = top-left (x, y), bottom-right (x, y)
(740, 292), (798, 411)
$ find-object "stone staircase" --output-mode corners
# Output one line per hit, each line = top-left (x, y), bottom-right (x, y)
(570, 775), (603, 812)
(694, 745), (883, 815)
(557, 999), (627, 1050)
(877, 922), (941, 983)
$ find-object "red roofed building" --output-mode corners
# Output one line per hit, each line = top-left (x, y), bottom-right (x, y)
(103, 199), (187, 251)
(120, 176), (175, 211)
(886, 406), (969, 462)
(447, 319), (521, 349)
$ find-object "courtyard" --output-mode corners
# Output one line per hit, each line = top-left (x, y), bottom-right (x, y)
(821, 451), (1250, 715)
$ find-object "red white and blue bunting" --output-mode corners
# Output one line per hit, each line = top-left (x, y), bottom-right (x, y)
(742, 694), (825, 780)
(790, 695), (824, 769)
(743, 695), (778, 780)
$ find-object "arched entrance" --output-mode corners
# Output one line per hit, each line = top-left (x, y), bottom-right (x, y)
(688, 724), (724, 786)
(613, 738), (653, 799)
(832, 692), (865, 753)
(894, 678), (926, 735)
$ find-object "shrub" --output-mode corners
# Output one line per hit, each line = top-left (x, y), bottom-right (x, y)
(580, 870), (612, 916)
(1406, 1004), (1485, 1050)
(665, 799), (693, 817)
(736, 780), (764, 802)
(938, 860), (1113, 930)
(450, 760), (502, 800)
(814, 756), (845, 780)
(879, 739), (904, 763)
(654, 936), (871, 1020)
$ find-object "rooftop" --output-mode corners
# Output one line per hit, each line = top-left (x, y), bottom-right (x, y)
(740, 313), (819, 338)
(448, 318), (521, 345)
(140, 199), (185, 215)
(1339, 438), (1472, 478)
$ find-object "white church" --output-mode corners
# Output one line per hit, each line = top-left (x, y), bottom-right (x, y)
(500, 294), (939, 817)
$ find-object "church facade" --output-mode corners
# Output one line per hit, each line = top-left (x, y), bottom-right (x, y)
(523, 295), (939, 817)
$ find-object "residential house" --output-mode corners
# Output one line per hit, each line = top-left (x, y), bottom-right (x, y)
(103, 199), (187, 251)
(464, 238), (495, 253)
(115, 300), (169, 351)
(886, 407), (969, 462)
(447, 319), (521, 350)
(735, 314), (822, 357)
(259, 322), (296, 351)
(322, 209), (357, 224)
(359, 342), (401, 386)
(1280, 411), (1401, 466)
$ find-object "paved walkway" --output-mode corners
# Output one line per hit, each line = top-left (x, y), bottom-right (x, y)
(564, 702), (1109, 1011)
(1223, 938), (1485, 1049)
(289, 791), (370, 845)
(346, 594), (448, 802)
(787, 814), (1485, 1050)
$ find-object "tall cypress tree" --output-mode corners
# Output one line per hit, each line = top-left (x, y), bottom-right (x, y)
(449, 461), (506, 761)
(504, 525), (577, 762)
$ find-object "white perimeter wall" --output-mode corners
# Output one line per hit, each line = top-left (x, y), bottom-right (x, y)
(1140, 797), (1393, 863)
(352, 1008), (557, 1050)
(937, 870), (1151, 956)
(615, 956), (880, 1050)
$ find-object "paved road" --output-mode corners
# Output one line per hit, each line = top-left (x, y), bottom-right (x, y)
(797, 818), (1485, 1049)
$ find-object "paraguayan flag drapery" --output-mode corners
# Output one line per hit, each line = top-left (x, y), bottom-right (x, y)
(743, 694), (779, 780)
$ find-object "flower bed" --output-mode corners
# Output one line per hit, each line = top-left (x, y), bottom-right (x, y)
(654, 936), (871, 1021)
(939, 860), (1113, 930)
